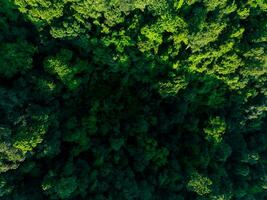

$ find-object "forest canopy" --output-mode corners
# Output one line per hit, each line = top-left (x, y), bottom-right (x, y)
(0, 0), (266, 199)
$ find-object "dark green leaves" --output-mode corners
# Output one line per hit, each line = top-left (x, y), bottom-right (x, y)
(0, 42), (35, 78)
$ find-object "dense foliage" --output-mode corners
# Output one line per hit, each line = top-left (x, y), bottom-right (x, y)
(0, 0), (266, 199)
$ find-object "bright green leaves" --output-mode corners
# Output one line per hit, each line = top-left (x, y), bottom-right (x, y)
(203, 117), (226, 144)
(146, 0), (169, 16)
(188, 42), (235, 74)
(71, 0), (107, 22)
(72, 0), (126, 27)
(0, 112), (47, 175)
(0, 127), (25, 173)
(13, 113), (49, 153)
(203, 0), (228, 11)
(139, 26), (163, 54)
(242, 47), (267, 78)
(188, 22), (226, 52)
(247, 0), (267, 11)
(187, 172), (212, 196)
(0, 87), (46, 173)
(174, 0), (184, 10)
(158, 15), (187, 33)
(0, 41), (35, 78)
(44, 49), (89, 90)
(14, 0), (83, 38)
(172, 32), (189, 53)
(14, 0), (64, 25)
(44, 52), (78, 89)
(187, 41), (247, 90)
(158, 76), (187, 97)
(139, 14), (187, 54)
(0, 143), (24, 173)
(50, 20), (87, 39)
(214, 54), (243, 75)
(230, 27), (245, 39)
(237, 8), (250, 19)
(102, 30), (133, 53)
(14, 0), (164, 39)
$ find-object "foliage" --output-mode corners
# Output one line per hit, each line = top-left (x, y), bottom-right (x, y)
(0, 0), (266, 199)
(187, 172), (213, 196)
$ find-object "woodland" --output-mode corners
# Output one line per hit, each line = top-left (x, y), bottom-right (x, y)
(0, 0), (266, 199)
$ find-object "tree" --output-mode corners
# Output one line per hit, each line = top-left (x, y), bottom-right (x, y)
(0, 0), (266, 199)
(0, 42), (35, 78)
(187, 172), (213, 196)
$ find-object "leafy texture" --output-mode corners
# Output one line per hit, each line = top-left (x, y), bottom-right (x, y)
(0, 0), (266, 199)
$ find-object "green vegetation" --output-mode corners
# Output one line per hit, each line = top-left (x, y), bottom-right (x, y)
(0, 0), (266, 199)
